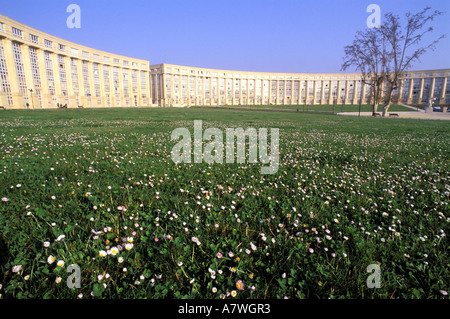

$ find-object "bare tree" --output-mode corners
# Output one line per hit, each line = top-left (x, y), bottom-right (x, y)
(341, 28), (389, 115)
(342, 7), (445, 117)
(380, 7), (445, 116)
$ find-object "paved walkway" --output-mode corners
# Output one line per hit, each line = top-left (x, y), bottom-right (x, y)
(337, 111), (450, 120)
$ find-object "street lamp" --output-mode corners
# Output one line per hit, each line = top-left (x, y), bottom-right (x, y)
(29, 89), (35, 109)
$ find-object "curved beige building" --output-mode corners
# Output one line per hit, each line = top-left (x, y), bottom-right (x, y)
(1, 14), (449, 110)
(0, 14), (152, 109)
(151, 63), (450, 108)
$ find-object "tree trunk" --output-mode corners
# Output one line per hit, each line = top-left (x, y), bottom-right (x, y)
(382, 103), (391, 116)
(372, 84), (381, 115)
(382, 83), (395, 117)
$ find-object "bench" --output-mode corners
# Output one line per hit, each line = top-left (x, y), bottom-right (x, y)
(0, 106), (5, 110)
(389, 113), (399, 118)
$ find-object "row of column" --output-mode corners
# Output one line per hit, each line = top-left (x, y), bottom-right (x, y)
(0, 37), (152, 109)
(402, 77), (448, 104)
(158, 73), (448, 107)
(160, 74), (372, 106)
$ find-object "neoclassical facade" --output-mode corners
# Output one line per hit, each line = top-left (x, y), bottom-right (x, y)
(150, 63), (450, 108)
(1, 14), (449, 109)
(0, 14), (152, 109)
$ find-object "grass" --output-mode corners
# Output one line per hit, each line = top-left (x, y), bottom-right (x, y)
(0, 107), (448, 299)
(196, 104), (419, 113)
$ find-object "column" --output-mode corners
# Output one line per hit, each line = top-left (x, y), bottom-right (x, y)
(246, 78), (250, 105)
(429, 77), (436, 101)
(418, 77), (425, 104)
(194, 75), (198, 106)
(440, 77), (447, 104)
(109, 65), (116, 107)
(320, 81), (326, 105)
(344, 80), (350, 104)
(145, 71), (151, 106)
(328, 80), (334, 104)
(312, 80), (317, 105)
(407, 78), (414, 104)
(99, 64), (108, 107)
(32, 48), (47, 109)
(170, 74), (174, 106)
(337, 80), (343, 104)
(397, 79), (404, 104)
(216, 76), (222, 105)
(361, 81), (366, 104)
(186, 74), (191, 106)
(305, 80), (309, 105)
(239, 78), (243, 105)
(63, 55), (76, 107)
(50, 52), (64, 106)
(352, 80), (359, 105)
(231, 77), (237, 105)
(202, 76), (206, 106)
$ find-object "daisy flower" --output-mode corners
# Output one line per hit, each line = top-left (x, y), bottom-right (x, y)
(12, 265), (22, 273)
(110, 247), (119, 256)
(236, 280), (245, 291)
(47, 255), (56, 264)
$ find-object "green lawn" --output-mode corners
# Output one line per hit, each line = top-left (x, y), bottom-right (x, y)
(0, 108), (448, 300)
(197, 104), (419, 113)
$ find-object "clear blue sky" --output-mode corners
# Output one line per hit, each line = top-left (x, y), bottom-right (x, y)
(1, 0), (449, 73)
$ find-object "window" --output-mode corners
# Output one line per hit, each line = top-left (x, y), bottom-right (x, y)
(12, 42), (28, 97)
(103, 65), (110, 92)
(114, 58), (120, 65)
(29, 47), (41, 88)
(71, 48), (79, 56)
(58, 44), (66, 52)
(0, 22), (4, 33)
(113, 67), (120, 104)
(140, 71), (147, 91)
(45, 39), (53, 49)
(12, 27), (23, 39)
(131, 69), (138, 93)
(93, 63), (101, 99)
(0, 41), (13, 105)
(58, 55), (68, 103)
(82, 60), (90, 96)
(70, 58), (79, 91)
(104, 56), (110, 63)
(29, 34), (39, 44)
(123, 60), (129, 66)
(93, 54), (100, 61)
(122, 69), (130, 104)
(44, 51), (56, 95)
(82, 51), (89, 58)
